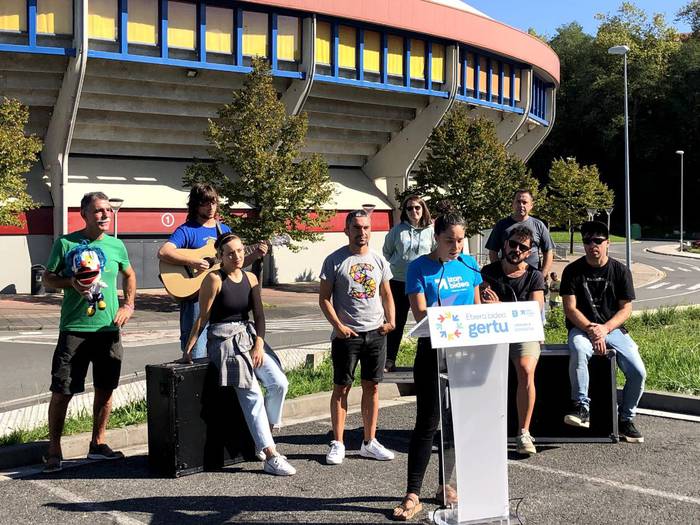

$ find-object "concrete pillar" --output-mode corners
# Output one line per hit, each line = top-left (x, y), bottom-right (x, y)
(280, 16), (316, 116)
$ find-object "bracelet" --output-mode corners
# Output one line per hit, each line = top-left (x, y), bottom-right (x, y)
(123, 303), (134, 311)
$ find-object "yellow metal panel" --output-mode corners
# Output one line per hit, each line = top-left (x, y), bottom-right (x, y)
(167, 1), (195, 50)
(0, 0), (26, 33)
(431, 43), (445, 83)
(410, 39), (424, 80)
(37, 0), (72, 35)
(205, 6), (232, 54)
(128, 0), (158, 45)
(242, 10), (267, 57)
(503, 63), (511, 99)
(89, 0), (117, 41)
(363, 30), (380, 73)
(514, 68), (521, 101)
(338, 25), (356, 70)
(491, 62), (500, 97)
(316, 20), (330, 65)
(478, 55), (488, 93)
(387, 35), (403, 77)
(277, 15), (299, 62)
(466, 53), (474, 91)
(457, 59), (462, 88)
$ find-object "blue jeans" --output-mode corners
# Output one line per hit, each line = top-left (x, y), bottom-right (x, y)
(255, 349), (289, 428)
(568, 327), (646, 421)
(179, 299), (208, 359)
(234, 379), (275, 453)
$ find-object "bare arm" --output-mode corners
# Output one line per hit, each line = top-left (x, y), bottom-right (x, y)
(319, 279), (358, 338)
(541, 250), (554, 279)
(182, 273), (220, 360)
(43, 271), (99, 299)
(408, 293), (428, 323)
(529, 289), (545, 312)
(158, 241), (210, 271)
(378, 279), (395, 335)
(114, 265), (136, 328)
(563, 294), (606, 355)
(243, 242), (268, 268)
(247, 271), (266, 368)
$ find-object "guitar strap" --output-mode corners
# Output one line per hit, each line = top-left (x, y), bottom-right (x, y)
(215, 220), (223, 237)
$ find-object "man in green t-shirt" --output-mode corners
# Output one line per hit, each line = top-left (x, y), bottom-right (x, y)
(42, 192), (137, 473)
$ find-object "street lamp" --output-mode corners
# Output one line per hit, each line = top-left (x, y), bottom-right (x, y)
(608, 44), (632, 268)
(604, 207), (614, 233)
(676, 150), (684, 252)
(109, 198), (124, 238)
(586, 208), (597, 221)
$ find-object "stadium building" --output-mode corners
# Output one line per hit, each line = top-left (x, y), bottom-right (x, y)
(0, 0), (559, 292)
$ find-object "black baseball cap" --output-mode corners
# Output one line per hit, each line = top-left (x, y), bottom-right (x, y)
(580, 221), (609, 239)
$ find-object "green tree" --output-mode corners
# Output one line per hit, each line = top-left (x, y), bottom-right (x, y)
(677, 0), (700, 36)
(0, 97), (42, 226)
(403, 109), (541, 237)
(545, 158), (614, 254)
(184, 57), (334, 254)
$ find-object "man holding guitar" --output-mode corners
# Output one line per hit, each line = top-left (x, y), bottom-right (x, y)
(158, 184), (267, 358)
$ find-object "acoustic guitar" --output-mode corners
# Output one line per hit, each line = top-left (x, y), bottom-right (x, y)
(159, 235), (291, 301)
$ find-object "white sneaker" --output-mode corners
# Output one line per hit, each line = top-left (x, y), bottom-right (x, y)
(256, 450), (266, 461)
(263, 454), (296, 476)
(360, 438), (395, 461)
(326, 440), (345, 465)
(516, 430), (537, 455)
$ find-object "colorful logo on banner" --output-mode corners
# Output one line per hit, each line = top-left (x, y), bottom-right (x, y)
(434, 311), (464, 341)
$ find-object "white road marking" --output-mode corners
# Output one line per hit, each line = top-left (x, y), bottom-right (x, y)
(666, 284), (684, 290)
(688, 283), (700, 291)
(662, 267), (676, 272)
(677, 267), (692, 272)
(646, 282), (670, 290)
(693, 266), (700, 272)
(510, 462), (700, 506)
(636, 288), (700, 303)
(30, 480), (147, 524)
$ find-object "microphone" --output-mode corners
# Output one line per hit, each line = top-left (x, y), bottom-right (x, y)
(436, 257), (446, 307)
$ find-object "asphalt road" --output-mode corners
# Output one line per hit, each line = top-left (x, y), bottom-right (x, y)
(1, 402), (698, 524)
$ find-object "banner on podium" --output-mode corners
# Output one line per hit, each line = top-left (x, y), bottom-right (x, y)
(426, 301), (544, 349)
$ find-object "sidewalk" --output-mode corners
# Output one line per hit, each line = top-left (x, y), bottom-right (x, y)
(645, 244), (700, 260)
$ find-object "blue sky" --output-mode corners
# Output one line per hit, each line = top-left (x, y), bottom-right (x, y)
(464, 1), (692, 37)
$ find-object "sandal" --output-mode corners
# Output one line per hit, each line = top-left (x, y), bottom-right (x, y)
(43, 454), (63, 474)
(392, 494), (423, 521)
(436, 484), (458, 506)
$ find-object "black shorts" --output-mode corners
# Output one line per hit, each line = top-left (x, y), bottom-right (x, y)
(331, 329), (386, 386)
(50, 331), (123, 395)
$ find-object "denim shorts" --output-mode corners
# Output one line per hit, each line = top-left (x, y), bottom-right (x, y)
(331, 329), (386, 386)
(50, 331), (123, 394)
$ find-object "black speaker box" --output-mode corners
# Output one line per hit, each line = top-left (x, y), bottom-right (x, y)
(146, 359), (256, 477)
(507, 344), (619, 442)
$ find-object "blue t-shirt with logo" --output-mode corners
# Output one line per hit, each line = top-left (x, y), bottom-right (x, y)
(168, 220), (231, 249)
(405, 255), (482, 307)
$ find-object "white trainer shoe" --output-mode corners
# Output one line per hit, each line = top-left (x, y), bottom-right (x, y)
(360, 438), (395, 461)
(516, 430), (537, 455)
(256, 450), (266, 461)
(326, 440), (345, 465)
(263, 454), (296, 476)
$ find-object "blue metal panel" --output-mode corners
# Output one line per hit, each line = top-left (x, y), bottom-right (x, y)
(0, 44), (75, 56)
(331, 21), (339, 77)
(380, 32), (388, 84)
(316, 74), (449, 98)
(28, 0), (37, 47)
(498, 62), (504, 105)
(235, 8), (243, 66)
(510, 67), (516, 107)
(426, 41), (432, 91)
(474, 52), (480, 99)
(529, 113), (549, 126)
(119, 0), (128, 55)
(357, 28), (364, 81)
(461, 51), (467, 96)
(270, 13), (278, 70)
(197, 0), (206, 63)
(456, 94), (525, 115)
(486, 57), (492, 102)
(404, 36), (410, 87)
(160, 0), (168, 58)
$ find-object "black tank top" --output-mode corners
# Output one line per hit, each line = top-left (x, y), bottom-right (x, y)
(209, 270), (252, 323)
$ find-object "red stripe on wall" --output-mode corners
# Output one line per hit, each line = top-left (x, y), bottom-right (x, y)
(0, 207), (53, 235)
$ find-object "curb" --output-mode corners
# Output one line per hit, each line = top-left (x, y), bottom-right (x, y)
(0, 383), (401, 470)
(645, 247), (700, 260)
(625, 389), (700, 417)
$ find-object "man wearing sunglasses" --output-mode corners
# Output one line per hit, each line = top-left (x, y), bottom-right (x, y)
(481, 226), (546, 455)
(560, 221), (646, 443)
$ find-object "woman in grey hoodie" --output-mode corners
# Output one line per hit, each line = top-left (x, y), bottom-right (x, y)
(382, 195), (435, 371)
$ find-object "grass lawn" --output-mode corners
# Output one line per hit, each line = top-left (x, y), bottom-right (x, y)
(550, 231), (626, 244)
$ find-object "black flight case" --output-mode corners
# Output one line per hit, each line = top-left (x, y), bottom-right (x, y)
(146, 359), (256, 477)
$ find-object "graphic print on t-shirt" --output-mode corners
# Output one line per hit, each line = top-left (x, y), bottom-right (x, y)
(349, 263), (377, 299)
(583, 275), (611, 320)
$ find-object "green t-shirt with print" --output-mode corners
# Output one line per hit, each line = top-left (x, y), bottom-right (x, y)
(46, 231), (131, 332)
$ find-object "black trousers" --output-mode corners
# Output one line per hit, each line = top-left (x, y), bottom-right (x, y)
(406, 337), (444, 496)
(386, 279), (411, 363)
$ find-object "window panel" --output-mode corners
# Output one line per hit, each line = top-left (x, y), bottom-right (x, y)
(242, 11), (267, 57)
(168, 1), (195, 50)
(338, 25), (356, 70)
(0, 0), (26, 33)
(503, 63), (511, 99)
(363, 30), (380, 73)
(466, 53), (475, 92)
(478, 55), (488, 93)
(89, 0), (117, 41)
(128, 0), (158, 45)
(431, 43), (445, 84)
(491, 60), (500, 98)
(387, 35), (403, 77)
(514, 68), (521, 101)
(37, 0), (72, 35)
(206, 6), (233, 54)
(277, 15), (299, 62)
(315, 20), (330, 65)
(410, 39), (425, 80)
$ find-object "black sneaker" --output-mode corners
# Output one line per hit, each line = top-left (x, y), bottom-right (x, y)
(384, 359), (396, 373)
(619, 419), (644, 443)
(564, 404), (590, 428)
(87, 442), (125, 460)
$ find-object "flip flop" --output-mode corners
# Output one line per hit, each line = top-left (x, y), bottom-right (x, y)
(43, 455), (63, 474)
(392, 495), (423, 521)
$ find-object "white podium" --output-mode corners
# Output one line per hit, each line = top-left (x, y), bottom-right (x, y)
(409, 302), (544, 525)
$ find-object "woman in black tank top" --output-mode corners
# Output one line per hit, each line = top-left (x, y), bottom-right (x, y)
(182, 233), (296, 476)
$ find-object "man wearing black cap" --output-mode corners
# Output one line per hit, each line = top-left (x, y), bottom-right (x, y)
(560, 221), (646, 442)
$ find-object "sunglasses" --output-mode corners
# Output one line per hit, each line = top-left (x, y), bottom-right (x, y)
(507, 239), (531, 252)
(405, 205), (422, 211)
(583, 237), (607, 245)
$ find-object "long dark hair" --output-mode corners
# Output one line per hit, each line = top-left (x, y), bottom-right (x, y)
(399, 194), (431, 228)
(187, 184), (219, 221)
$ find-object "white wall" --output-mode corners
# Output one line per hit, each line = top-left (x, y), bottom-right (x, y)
(0, 235), (53, 294)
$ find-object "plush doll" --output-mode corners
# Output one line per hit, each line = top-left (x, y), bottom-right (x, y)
(64, 241), (108, 317)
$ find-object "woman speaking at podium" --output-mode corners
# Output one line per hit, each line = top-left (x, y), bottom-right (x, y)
(392, 207), (482, 521)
